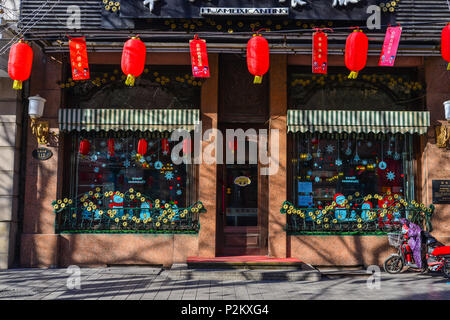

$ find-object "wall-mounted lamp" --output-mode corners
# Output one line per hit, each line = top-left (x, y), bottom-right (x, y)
(436, 100), (450, 149)
(28, 95), (49, 145)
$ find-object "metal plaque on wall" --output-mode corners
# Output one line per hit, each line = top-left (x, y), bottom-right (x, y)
(32, 148), (53, 161)
(432, 180), (450, 204)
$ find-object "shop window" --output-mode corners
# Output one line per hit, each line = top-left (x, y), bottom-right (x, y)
(54, 131), (203, 233)
(284, 132), (433, 234)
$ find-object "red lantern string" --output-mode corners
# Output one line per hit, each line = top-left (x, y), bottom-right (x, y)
(121, 36), (146, 86)
(79, 139), (90, 156)
(8, 40), (33, 90)
(441, 23), (450, 70)
(247, 32), (269, 84)
(137, 139), (147, 156)
(345, 29), (368, 79)
(108, 138), (115, 157)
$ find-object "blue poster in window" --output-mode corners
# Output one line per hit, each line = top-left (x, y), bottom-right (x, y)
(298, 182), (312, 194)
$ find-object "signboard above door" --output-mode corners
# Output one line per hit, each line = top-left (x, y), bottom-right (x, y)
(120, 0), (383, 21)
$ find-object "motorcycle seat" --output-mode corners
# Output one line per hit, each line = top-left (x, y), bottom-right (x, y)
(431, 246), (450, 256)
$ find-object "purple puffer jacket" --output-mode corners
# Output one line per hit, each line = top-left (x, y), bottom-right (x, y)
(400, 218), (423, 268)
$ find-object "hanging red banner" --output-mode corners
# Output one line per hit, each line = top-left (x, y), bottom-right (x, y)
(312, 31), (328, 74)
(69, 37), (90, 80)
(379, 26), (402, 67)
(189, 36), (210, 78)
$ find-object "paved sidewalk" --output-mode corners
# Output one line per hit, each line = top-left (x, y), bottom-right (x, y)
(0, 267), (449, 300)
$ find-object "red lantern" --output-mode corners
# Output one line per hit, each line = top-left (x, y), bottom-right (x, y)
(8, 40), (33, 90)
(108, 138), (115, 157)
(121, 36), (146, 86)
(247, 34), (269, 84)
(137, 139), (147, 156)
(441, 23), (450, 70)
(162, 138), (170, 155)
(79, 139), (90, 156)
(345, 30), (368, 79)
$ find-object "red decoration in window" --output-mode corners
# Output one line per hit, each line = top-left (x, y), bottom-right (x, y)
(183, 138), (192, 155)
(441, 23), (450, 70)
(108, 138), (115, 157)
(121, 36), (146, 86)
(312, 31), (327, 74)
(137, 139), (147, 156)
(189, 35), (210, 78)
(8, 40), (33, 90)
(345, 30), (368, 79)
(69, 37), (90, 80)
(79, 139), (90, 156)
(161, 138), (170, 155)
(247, 33), (269, 84)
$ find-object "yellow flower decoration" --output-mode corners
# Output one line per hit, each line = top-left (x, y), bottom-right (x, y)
(129, 188), (134, 193)
(122, 216), (126, 220)
(115, 218), (119, 223)
(156, 222), (161, 227)
(357, 224), (362, 229)
(123, 222), (127, 227)
(53, 204), (59, 209)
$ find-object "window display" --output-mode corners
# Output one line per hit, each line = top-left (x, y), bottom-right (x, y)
(284, 132), (434, 234)
(53, 131), (204, 233)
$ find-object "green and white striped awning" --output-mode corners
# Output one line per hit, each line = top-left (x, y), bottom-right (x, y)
(288, 110), (430, 134)
(59, 109), (200, 132)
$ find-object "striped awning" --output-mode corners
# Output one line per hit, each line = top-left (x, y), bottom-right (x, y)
(288, 110), (430, 134)
(58, 109), (200, 132)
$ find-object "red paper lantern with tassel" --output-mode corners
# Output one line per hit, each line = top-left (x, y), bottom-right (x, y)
(79, 139), (90, 156)
(345, 30), (368, 79)
(8, 40), (33, 90)
(108, 138), (115, 157)
(137, 139), (147, 156)
(247, 33), (269, 84)
(441, 23), (450, 70)
(121, 36), (146, 86)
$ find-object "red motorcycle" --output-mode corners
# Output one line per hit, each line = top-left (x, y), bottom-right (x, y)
(384, 232), (450, 278)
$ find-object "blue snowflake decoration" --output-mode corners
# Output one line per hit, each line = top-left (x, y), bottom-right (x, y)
(314, 176), (320, 183)
(94, 167), (100, 173)
(165, 172), (174, 180)
(386, 171), (395, 181)
(335, 159), (343, 166)
(176, 190), (182, 196)
(123, 159), (131, 168)
(394, 152), (401, 160)
(90, 154), (98, 161)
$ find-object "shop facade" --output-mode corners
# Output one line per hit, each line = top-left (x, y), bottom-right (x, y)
(12, 0), (450, 268)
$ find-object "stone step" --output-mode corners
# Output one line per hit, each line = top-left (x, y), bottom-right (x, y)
(169, 264), (322, 281)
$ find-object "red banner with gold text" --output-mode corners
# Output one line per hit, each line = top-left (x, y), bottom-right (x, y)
(189, 36), (210, 78)
(312, 31), (327, 74)
(69, 37), (90, 80)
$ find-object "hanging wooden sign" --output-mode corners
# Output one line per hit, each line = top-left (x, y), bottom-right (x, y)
(69, 37), (90, 80)
(189, 36), (210, 78)
(312, 31), (327, 74)
(379, 26), (402, 67)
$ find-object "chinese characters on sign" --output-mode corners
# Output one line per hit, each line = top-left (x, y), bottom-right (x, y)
(189, 37), (210, 78)
(432, 180), (450, 204)
(312, 31), (327, 74)
(379, 26), (402, 67)
(69, 37), (90, 80)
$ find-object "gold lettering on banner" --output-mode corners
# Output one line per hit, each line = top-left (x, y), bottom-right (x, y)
(436, 125), (450, 148)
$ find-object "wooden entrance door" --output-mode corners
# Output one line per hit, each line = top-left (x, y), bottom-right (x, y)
(216, 54), (269, 256)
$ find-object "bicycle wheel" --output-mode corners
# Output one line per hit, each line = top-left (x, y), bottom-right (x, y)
(384, 254), (403, 274)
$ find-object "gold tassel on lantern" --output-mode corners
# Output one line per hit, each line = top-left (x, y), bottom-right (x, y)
(13, 80), (22, 90)
(348, 71), (358, 79)
(447, 63), (450, 71)
(125, 74), (135, 86)
(253, 76), (263, 84)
